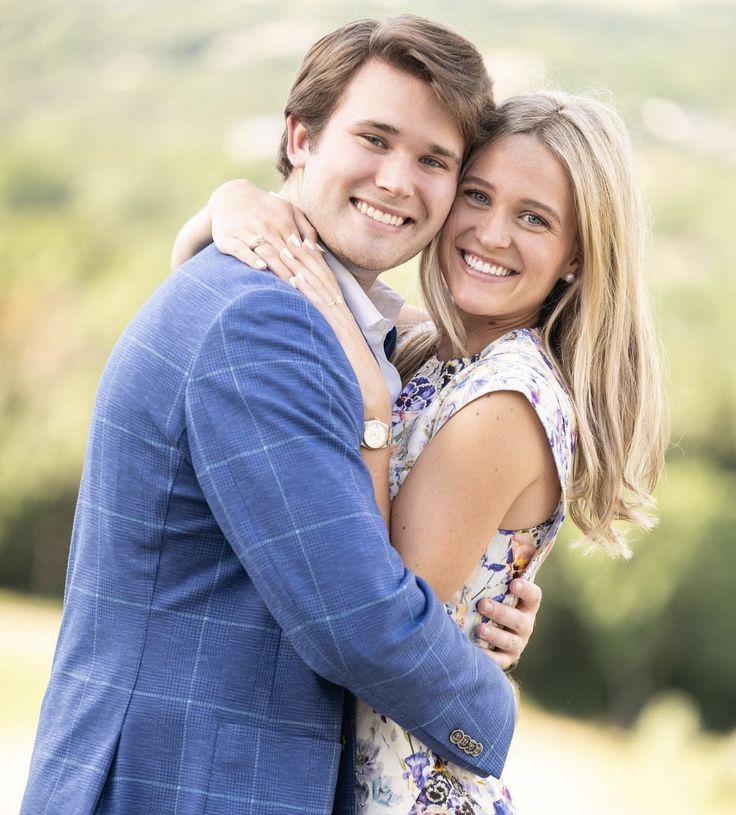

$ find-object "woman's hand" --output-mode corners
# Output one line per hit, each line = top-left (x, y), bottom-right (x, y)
(475, 579), (543, 671)
(280, 241), (391, 418)
(170, 179), (320, 274)
(208, 180), (320, 280)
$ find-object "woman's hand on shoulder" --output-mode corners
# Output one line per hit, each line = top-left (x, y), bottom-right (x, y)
(170, 179), (319, 273)
(208, 180), (319, 280)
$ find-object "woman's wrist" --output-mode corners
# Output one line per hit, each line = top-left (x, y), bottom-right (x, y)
(361, 388), (392, 421)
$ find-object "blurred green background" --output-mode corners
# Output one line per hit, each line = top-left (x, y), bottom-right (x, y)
(2, 0), (735, 812)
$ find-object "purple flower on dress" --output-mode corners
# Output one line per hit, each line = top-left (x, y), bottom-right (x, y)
(480, 552), (507, 573)
(396, 377), (436, 413)
(403, 751), (432, 788)
(494, 798), (514, 815)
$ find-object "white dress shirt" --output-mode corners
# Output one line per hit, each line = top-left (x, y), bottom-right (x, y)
(323, 250), (404, 402)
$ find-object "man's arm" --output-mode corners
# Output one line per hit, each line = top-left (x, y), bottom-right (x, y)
(185, 279), (515, 777)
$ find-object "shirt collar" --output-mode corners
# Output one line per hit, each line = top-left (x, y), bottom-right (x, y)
(323, 250), (404, 402)
(323, 250), (404, 334)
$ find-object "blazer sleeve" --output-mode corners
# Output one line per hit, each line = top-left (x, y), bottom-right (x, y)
(185, 282), (516, 777)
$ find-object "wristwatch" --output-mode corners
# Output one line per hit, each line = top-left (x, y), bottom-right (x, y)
(361, 418), (392, 450)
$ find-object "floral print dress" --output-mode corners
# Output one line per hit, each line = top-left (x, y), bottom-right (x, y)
(355, 328), (576, 815)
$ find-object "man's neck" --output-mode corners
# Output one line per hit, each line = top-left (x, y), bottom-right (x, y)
(278, 177), (380, 294)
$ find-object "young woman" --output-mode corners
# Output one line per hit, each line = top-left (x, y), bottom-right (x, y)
(173, 91), (667, 814)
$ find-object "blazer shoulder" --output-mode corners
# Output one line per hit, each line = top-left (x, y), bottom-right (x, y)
(189, 273), (360, 403)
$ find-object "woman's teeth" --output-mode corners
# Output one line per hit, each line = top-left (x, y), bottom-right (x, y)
(463, 252), (514, 277)
(355, 200), (406, 227)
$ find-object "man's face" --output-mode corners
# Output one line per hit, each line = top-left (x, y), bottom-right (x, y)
(287, 58), (465, 286)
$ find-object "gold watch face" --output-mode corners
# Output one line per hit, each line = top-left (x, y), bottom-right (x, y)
(363, 419), (390, 449)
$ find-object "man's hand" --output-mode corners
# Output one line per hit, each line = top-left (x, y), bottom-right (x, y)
(474, 579), (542, 671)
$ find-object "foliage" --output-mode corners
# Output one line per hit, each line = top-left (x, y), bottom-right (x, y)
(1, 0), (735, 730)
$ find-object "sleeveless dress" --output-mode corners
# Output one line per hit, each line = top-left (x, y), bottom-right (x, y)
(355, 327), (576, 815)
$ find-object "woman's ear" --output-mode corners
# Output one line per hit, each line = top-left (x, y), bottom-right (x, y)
(286, 114), (310, 170)
(562, 247), (582, 283)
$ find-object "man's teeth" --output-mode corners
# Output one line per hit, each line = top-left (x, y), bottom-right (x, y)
(463, 253), (514, 277)
(355, 200), (406, 227)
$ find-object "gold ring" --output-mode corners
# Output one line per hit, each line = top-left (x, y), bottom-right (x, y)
(248, 235), (266, 250)
(327, 296), (344, 307)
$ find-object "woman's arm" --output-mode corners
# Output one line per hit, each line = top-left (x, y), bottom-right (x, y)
(171, 206), (213, 271)
(277, 242), (393, 528)
(170, 179), (319, 276)
(391, 390), (560, 603)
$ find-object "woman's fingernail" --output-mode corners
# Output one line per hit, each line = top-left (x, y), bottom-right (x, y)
(288, 275), (298, 287)
(303, 238), (316, 251)
(316, 243), (326, 253)
(280, 247), (295, 260)
(254, 259), (267, 270)
(288, 234), (301, 248)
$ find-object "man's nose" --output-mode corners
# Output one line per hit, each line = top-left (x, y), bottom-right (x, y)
(374, 153), (414, 198)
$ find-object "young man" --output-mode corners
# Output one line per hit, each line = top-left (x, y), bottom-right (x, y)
(23, 17), (536, 815)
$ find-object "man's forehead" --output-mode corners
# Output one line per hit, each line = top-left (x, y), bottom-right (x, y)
(327, 75), (464, 159)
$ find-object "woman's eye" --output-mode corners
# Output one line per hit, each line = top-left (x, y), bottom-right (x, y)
(523, 212), (548, 227)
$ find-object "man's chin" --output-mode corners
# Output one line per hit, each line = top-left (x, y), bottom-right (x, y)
(335, 244), (422, 277)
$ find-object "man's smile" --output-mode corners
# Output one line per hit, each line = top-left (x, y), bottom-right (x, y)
(351, 197), (413, 228)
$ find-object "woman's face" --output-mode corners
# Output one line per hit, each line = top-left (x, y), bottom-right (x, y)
(439, 133), (579, 343)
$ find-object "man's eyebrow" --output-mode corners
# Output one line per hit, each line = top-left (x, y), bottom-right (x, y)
(461, 175), (492, 189)
(354, 120), (461, 165)
(461, 176), (562, 225)
(355, 120), (400, 136)
(429, 143), (461, 164)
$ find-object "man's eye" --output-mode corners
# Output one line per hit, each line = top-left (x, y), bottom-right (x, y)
(421, 157), (446, 169)
(463, 189), (489, 205)
(362, 135), (386, 148)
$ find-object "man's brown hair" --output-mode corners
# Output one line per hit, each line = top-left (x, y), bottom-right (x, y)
(277, 15), (494, 178)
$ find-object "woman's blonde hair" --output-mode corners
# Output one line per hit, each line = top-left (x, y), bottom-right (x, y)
(396, 91), (668, 557)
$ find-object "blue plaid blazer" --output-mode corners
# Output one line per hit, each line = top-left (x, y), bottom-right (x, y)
(22, 246), (516, 815)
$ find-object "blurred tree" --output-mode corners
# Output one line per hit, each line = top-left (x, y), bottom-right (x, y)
(1, 0), (735, 732)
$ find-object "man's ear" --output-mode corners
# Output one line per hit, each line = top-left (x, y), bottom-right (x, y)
(286, 114), (310, 169)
